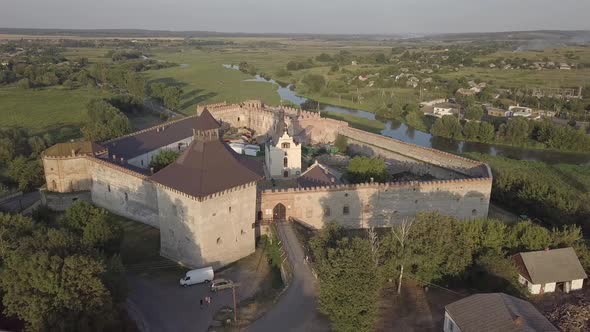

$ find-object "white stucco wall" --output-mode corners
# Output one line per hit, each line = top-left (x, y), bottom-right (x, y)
(519, 274), (558, 294)
(127, 136), (194, 169)
(571, 279), (584, 290)
(265, 132), (301, 179)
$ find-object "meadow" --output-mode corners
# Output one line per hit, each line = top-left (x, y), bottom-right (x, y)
(0, 85), (111, 134)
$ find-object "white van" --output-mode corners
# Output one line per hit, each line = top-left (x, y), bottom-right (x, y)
(179, 267), (214, 287)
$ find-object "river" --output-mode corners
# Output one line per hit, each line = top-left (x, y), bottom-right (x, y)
(225, 65), (590, 165)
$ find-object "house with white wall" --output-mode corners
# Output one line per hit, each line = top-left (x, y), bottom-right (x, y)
(513, 247), (587, 295)
(444, 293), (557, 332)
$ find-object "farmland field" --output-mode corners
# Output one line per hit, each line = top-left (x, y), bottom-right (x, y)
(0, 85), (111, 134)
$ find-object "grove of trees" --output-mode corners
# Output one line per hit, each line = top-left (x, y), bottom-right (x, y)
(149, 149), (180, 172)
(310, 213), (590, 331)
(346, 156), (388, 184)
(0, 202), (129, 331)
(81, 99), (131, 141)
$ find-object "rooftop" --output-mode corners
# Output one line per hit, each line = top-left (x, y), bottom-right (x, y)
(43, 141), (106, 158)
(513, 247), (587, 284)
(297, 162), (341, 188)
(150, 111), (264, 197)
(445, 293), (557, 332)
(103, 114), (200, 160)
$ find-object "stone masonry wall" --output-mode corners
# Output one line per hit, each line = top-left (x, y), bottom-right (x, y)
(43, 156), (93, 193)
(156, 182), (257, 269)
(90, 160), (159, 228)
(260, 177), (492, 229)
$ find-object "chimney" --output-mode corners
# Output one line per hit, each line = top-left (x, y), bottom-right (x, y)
(112, 154), (116, 160)
(150, 167), (154, 175)
(120, 157), (124, 164)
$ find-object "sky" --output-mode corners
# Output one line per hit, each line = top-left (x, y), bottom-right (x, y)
(2, 0), (590, 35)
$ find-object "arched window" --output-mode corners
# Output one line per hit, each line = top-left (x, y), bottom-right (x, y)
(51, 180), (57, 191)
(283, 170), (289, 178)
(281, 142), (290, 149)
(283, 157), (288, 167)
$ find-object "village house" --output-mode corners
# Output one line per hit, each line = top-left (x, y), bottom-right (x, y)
(444, 293), (557, 332)
(509, 105), (533, 118)
(424, 102), (461, 118)
(513, 247), (587, 295)
(456, 88), (477, 97)
(485, 106), (512, 118)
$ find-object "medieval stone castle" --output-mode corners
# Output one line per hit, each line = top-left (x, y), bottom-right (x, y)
(42, 100), (492, 269)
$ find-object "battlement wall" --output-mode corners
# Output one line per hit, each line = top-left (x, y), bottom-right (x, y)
(260, 175), (492, 229)
(340, 127), (490, 178)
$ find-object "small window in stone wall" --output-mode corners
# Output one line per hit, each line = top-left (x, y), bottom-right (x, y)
(108, 184), (111, 192)
(324, 207), (331, 217)
(472, 209), (477, 216)
(125, 193), (128, 201)
(343, 205), (350, 215)
(282, 143), (290, 149)
(141, 160), (144, 166)
(229, 206), (232, 213)
(241, 229), (246, 235)
(217, 237), (222, 245)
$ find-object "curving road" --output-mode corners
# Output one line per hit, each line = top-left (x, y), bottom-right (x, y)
(248, 220), (330, 332)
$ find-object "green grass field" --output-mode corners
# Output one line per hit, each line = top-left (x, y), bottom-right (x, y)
(62, 47), (112, 63)
(146, 49), (283, 114)
(0, 85), (111, 134)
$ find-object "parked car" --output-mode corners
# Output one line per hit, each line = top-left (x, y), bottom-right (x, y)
(179, 267), (214, 287)
(210, 279), (234, 292)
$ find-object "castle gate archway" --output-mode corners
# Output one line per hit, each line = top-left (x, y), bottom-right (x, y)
(273, 203), (286, 221)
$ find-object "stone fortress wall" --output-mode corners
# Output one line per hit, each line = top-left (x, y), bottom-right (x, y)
(197, 100), (493, 229)
(41, 99), (492, 268)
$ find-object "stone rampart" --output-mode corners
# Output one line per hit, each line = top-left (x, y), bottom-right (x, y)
(340, 127), (490, 178)
(260, 176), (492, 229)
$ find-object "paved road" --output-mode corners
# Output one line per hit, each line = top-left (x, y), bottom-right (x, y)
(127, 256), (267, 332)
(248, 221), (330, 332)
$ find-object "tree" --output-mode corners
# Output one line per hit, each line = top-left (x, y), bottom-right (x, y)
(402, 213), (473, 283)
(316, 236), (380, 332)
(463, 121), (480, 140)
(163, 86), (183, 110)
(405, 109), (427, 132)
(149, 149), (180, 172)
(316, 53), (333, 62)
(334, 135), (348, 153)
(302, 74), (326, 93)
(499, 117), (529, 145)
(81, 99), (131, 141)
(430, 115), (463, 139)
(0, 137), (16, 165)
(381, 217), (414, 294)
(61, 201), (123, 254)
(465, 105), (484, 121)
(346, 156), (388, 184)
(7, 156), (43, 192)
(508, 221), (552, 251)
(478, 122), (495, 143)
